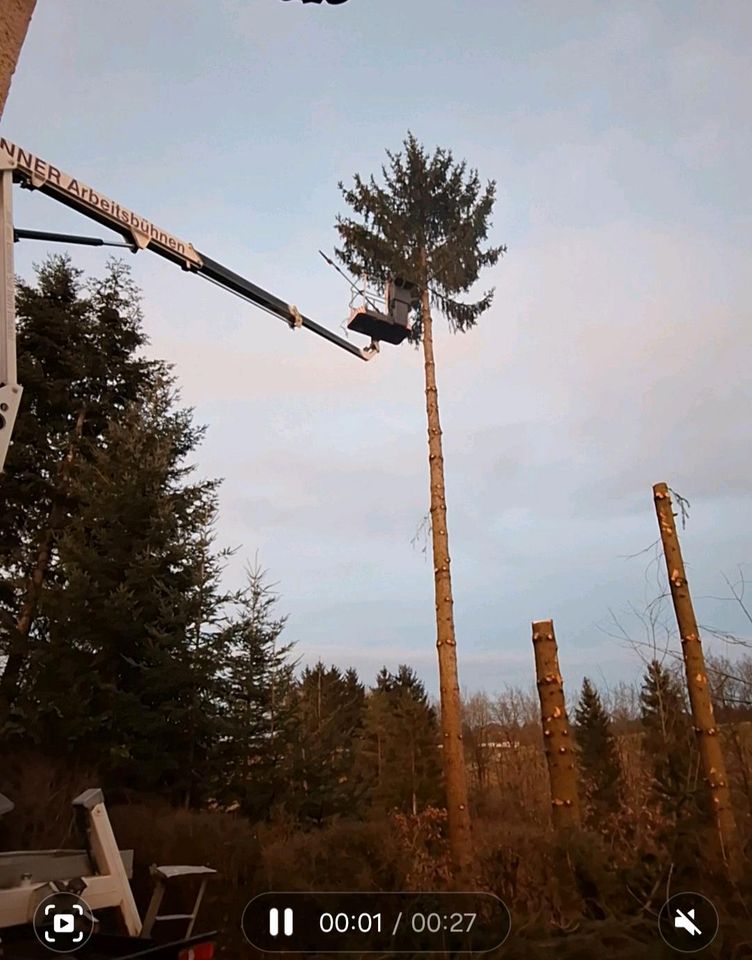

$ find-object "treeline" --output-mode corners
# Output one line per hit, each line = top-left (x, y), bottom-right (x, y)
(466, 658), (752, 813)
(0, 256), (443, 819)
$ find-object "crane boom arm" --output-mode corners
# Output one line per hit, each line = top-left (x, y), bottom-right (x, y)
(0, 138), (376, 470)
(0, 137), (374, 354)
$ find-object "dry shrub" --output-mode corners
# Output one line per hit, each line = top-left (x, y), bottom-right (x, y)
(259, 816), (403, 891)
(108, 802), (261, 889)
(389, 806), (451, 888)
(0, 748), (99, 850)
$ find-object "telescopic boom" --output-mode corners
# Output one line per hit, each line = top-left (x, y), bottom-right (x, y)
(0, 138), (378, 471)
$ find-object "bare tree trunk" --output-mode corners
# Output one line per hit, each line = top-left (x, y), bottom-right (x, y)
(0, 406), (86, 723)
(532, 620), (580, 830)
(419, 267), (472, 880)
(0, 0), (37, 118)
(653, 482), (741, 878)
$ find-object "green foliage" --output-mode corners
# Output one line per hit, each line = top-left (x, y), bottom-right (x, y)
(292, 662), (367, 822)
(0, 257), (154, 552)
(335, 132), (505, 341)
(361, 665), (443, 814)
(0, 256), (231, 801)
(214, 560), (298, 820)
(13, 373), (226, 793)
(639, 660), (696, 809)
(574, 677), (623, 821)
(0, 256), (159, 719)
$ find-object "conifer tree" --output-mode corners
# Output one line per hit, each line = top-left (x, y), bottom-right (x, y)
(335, 134), (505, 876)
(217, 560), (298, 819)
(574, 677), (623, 822)
(18, 372), (226, 796)
(0, 256), (157, 727)
(362, 665), (443, 815)
(293, 662), (367, 822)
(639, 660), (697, 815)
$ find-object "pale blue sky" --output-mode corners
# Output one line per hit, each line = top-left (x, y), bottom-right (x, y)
(3, 0), (751, 696)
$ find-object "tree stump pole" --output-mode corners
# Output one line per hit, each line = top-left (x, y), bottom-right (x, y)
(653, 482), (741, 877)
(532, 619), (580, 830)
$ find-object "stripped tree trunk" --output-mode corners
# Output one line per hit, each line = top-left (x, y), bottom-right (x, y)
(420, 266), (472, 880)
(532, 619), (580, 830)
(653, 482), (741, 877)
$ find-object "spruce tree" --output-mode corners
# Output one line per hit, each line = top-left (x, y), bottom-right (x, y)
(293, 662), (367, 822)
(639, 659), (711, 878)
(19, 372), (226, 796)
(574, 677), (623, 823)
(362, 665), (443, 815)
(639, 660), (697, 815)
(335, 134), (505, 877)
(217, 560), (298, 820)
(0, 256), (157, 727)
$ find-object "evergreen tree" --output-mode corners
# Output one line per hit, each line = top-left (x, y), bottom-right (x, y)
(216, 560), (298, 820)
(292, 662), (367, 822)
(362, 665), (443, 815)
(17, 372), (226, 797)
(0, 256), (157, 727)
(639, 660), (697, 815)
(639, 659), (711, 879)
(574, 677), (623, 822)
(335, 133), (505, 875)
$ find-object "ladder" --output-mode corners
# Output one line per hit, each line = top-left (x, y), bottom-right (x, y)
(141, 865), (217, 940)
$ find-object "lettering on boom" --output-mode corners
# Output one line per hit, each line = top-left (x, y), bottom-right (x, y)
(0, 139), (202, 269)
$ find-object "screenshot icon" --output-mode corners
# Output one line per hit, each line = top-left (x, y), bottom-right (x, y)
(32, 893), (95, 954)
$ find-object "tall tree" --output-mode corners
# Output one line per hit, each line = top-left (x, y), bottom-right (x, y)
(574, 677), (623, 824)
(293, 662), (367, 822)
(216, 560), (298, 820)
(653, 482), (740, 876)
(335, 133), (505, 877)
(14, 372), (226, 797)
(0, 256), (157, 729)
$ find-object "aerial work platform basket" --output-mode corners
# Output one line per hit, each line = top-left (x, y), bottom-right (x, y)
(346, 276), (418, 345)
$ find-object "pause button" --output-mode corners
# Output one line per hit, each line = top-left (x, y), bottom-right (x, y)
(269, 907), (293, 937)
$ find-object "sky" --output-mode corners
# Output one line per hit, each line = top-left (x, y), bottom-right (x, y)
(3, 0), (751, 698)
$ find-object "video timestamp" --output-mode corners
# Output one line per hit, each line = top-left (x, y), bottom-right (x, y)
(241, 891), (511, 953)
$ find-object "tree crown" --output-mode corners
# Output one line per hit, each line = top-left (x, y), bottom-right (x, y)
(335, 132), (506, 340)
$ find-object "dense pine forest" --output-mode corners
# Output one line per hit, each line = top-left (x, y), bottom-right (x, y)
(2, 258), (752, 958)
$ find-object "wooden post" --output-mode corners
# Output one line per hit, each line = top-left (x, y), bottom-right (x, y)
(653, 482), (741, 877)
(532, 620), (580, 830)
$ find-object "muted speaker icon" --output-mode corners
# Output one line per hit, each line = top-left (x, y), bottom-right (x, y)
(659, 892), (718, 953)
(674, 907), (702, 936)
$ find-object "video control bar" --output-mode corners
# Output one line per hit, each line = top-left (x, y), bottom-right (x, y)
(241, 891), (511, 954)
